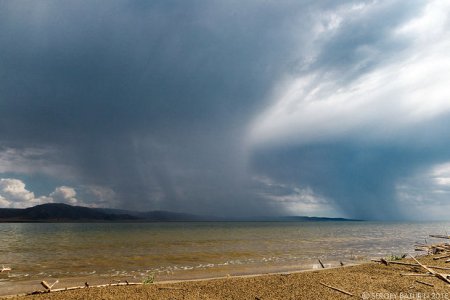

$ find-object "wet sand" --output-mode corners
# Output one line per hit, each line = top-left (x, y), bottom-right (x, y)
(4, 255), (450, 300)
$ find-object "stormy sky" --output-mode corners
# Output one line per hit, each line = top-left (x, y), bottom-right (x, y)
(1, 0), (450, 220)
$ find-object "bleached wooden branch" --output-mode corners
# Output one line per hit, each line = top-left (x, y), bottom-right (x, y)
(28, 281), (144, 295)
(415, 280), (434, 287)
(319, 282), (354, 297)
(433, 254), (450, 260)
(41, 280), (59, 291)
(158, 287), (185, 290)
(371, 259), (450, 271)
(400, 273), (434, 277)
(0, 265), (11, 272)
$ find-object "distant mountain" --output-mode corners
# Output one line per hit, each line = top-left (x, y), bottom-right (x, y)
(97, 208), (209, 221)
(0, 203), (137, 222)
(242, 216), (363, 222)
(0, 203), (209, 222)
(0, 203), (361, 222)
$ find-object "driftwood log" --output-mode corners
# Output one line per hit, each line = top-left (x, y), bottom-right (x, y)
(400, 273), (434, 277)
(29, 281), (144, 295)
(433, 254), (450, 260)
(409, 255), (450, 285)
(318, 259), (325, 268)
(0, 266), (11, 273)
(371, 259), (450, 271)
(319, 282), (354, 297)
(430, 235), (450, 240)
(415, 280), (434, 287)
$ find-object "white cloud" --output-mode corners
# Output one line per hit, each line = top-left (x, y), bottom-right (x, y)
(430, 162), (450, 186)
(0, 195), (11, 208)
(0, 177), (120, 209)
(49, 186), (78, 206)
(0, 178), (49, 208)
(0, 178), (80, 208)
(248, 0), (450, 148)
(253, 176), (336, 217)
(268, 187), (333, 215)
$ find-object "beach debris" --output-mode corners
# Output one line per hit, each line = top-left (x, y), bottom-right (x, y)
(41, 281), (51, 290)
(29, 281), (144, 295)
(420, 238), (450, 260)
(50, 280), (59, 289)
(371, 259), (450, 271)
(409, 255), (450, 285)
(433, 254), (450, 260)
(429, 235), (450, 240)
(143, 272), (155, 284)
(0, 265), (11, 272)
(385, 254), (406, 261)
(415, 241), (450, 255)
(415, 280), (434, 287)
(158, 287), (185, 290)
(41, 280), (59, 291)
(400, 273), (434, 277)
(374, 236), (450, 287)
(318, 259), (325, 268)
(319, 282), (354, 297)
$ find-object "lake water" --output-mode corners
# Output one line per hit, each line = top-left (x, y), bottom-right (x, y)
(0, 221), (449, 295)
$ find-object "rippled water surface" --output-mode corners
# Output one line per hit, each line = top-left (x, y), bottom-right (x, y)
(1, 221), (449, 292)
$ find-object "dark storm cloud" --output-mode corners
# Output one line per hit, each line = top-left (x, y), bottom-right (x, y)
(0, 0), (302, 140)
(1, 0), (449, 219)
(0, 0), (331, 215)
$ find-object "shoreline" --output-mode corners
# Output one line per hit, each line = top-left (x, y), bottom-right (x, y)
(1, 263), (361, 298)
(0, 257), (367, 297)
(4, 255), (450, 299)
(0, 260), (361, 298)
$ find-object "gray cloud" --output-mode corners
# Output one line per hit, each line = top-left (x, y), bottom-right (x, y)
(0, 0), (449, 219)
(248, 0), (450, 220)
(1, 0), (319, 215)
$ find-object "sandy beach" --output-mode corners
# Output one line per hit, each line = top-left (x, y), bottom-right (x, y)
(4, 255), (450, 300)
